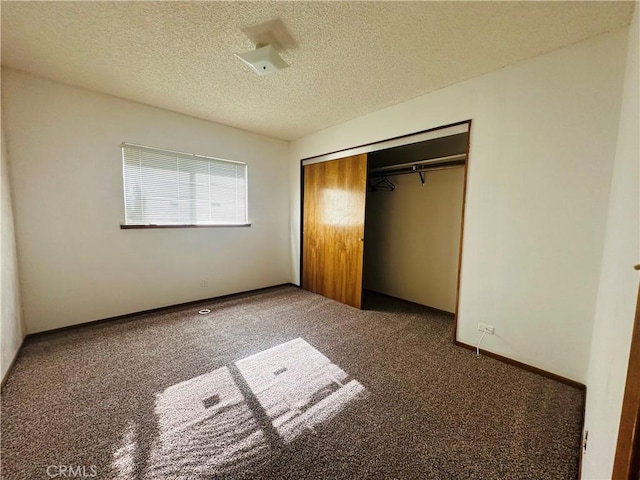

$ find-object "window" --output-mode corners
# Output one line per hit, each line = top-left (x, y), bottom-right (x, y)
(122, 143), (248, 227)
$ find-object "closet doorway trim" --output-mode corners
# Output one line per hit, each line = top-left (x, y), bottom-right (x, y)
(301, 120), (470, 166)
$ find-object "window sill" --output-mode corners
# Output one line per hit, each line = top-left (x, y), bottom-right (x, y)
(120, 223), (251, 229)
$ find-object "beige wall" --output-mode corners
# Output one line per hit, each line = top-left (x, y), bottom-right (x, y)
(364, 167), (464, 312)
(2, 69), (291, 333)
(290, 29), (628, 383)
(1, 126), (24, 381)
(582, 5), (639, 479)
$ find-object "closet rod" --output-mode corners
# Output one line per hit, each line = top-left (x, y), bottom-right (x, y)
(369, 162), (464, 178)
(368, 152), (467, 173)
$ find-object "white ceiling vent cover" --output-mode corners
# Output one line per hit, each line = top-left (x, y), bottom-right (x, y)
(235, 44), (289, 76)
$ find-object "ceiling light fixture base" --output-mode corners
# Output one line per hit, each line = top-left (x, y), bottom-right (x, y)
(235, 44), (289, 76)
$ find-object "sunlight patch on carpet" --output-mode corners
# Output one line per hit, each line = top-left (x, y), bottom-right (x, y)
(140, 338), (366, 478)
(236, 338), (367, 443)
(112, 420), (137, 479)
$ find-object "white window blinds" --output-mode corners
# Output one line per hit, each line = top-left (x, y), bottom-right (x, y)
(122, 144), (248, 225)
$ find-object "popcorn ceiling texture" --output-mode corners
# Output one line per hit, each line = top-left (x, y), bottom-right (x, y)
(1, 1), (633, 140)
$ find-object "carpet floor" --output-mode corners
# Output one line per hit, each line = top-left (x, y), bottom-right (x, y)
(1, 285), (584, 479)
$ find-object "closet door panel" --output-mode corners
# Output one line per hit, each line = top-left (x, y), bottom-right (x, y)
(302, 154), (367, 308)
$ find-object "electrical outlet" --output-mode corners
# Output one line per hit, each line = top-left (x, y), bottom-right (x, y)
(200, 279), (207, 288)
(477, 322), (495, 335)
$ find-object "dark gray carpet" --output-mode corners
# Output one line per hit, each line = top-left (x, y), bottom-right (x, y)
(1, 285), (584, 479)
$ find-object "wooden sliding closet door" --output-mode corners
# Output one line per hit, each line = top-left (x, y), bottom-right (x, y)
(302, 154), (367, 308)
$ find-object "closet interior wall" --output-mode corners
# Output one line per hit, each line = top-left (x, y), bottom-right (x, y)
(363, 133), (468, 313)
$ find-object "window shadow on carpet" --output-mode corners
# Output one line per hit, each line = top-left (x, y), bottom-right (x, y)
(113, 338), (367, 479)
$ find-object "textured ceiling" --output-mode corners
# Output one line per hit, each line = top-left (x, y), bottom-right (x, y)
(1, 1), (634, 140)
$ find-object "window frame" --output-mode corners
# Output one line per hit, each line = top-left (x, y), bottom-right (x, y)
(120, 143), (251, 229)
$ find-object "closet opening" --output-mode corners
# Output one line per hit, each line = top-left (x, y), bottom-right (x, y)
(300, 120), (471, 325)
(362, 128), (469, 319)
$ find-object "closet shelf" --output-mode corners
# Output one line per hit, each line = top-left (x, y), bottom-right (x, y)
(368, 153), (466, 178)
